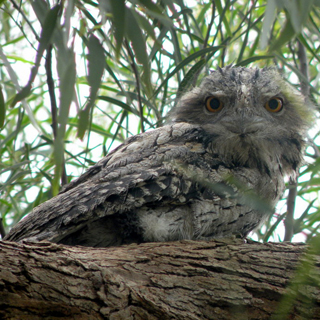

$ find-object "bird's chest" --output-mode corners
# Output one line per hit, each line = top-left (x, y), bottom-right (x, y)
(136, 163), (284, 242)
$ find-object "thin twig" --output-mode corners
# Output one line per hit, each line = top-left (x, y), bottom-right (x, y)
(297, 40), (320, 159)
(9, 0), (40, 40)
(308, 138), (320, 158)
(191, 1), (216, 87)
(203, 2), (216, 50)
(0, 217), (6, 239)
(284, 40), (309, 242)
(46, 46), (58, 138)
(298, 40), (310, 97)
(45, 46), (68, 186)
(284, 184), (297, 241)
(124, 39), (144, 133)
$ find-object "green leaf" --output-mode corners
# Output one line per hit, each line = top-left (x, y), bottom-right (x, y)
(68, 117), (114, 139)
(269, 18), (296, 52)
(235, 55), (274, 66)
(274, 53), (318, 95)
(32, 188), (44, 208)
(131, 10), (156, 41)
(52, 138), (64, 196)
(38, 5), (60, 56)
(10, 84), (32, 108)
(297, 34), (320, 63)
(97, 96), (138, 115)
(31, 0), (50, 25)
(138, 0), (162, 14)
(125, 7), (151, 94)
(293, 199), (317, 234)
(263, 212), (287, 242)
(283, 0), (301, 32)
(77, 35), (105, 139)
(109, 0), (126, 58)
(58, 51), (76, 128)
(2, 36), (25, 47)
(106, 109), (128, 151)
(178, 59), (206, 94)
(11, 5), (60, 108)
(0, 86), (5, 128)
(155, 46), (223, 96)
(126, 8), (148, 67)
(77, 108), (91, 140)
(215, 0), (232, 37)
(141, 8), (173, 29)
(169, 25), (183, 66)
(260, 0), (277, 49)
(0, 161), (31, 176)
(87, 35), (105, 99)
(53, 49), (76, 193)
(5, 55), (34, 64)
(284, 0), (313, 33)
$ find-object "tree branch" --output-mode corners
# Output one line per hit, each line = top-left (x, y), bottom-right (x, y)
(1, 239), (320, 319)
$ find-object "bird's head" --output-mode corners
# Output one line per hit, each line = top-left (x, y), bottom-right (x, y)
(169, 66), (314, 176)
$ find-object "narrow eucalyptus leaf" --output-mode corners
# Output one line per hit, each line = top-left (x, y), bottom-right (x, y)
(38, 5), (60, 55)
(132, 10), (156, 41)
(178, 59), (206, 94)
(109, 0), (126, 58)
(283, 0), (301, 32)
(10, 85), (32, 108)
(269, 19), (296, 52)
(260, 0), (277, 49)
(31, 0), (49, 25)
(235, 55), (274, 67)
(77, 108), (90, 140)
(155, 46), (223, 96)
(97, 96), (138, 115)
(126, 8), (149, 67)
(298, 35), (320, 63)
(138, 0), (162, 14)
(215, 0), (232, 37)
(143, 9), (173, 29)
(58, 53), (76, 126)
(126, 8), (152, 94)
(87, 35), (105, 98)
(0, 86), (6, 128)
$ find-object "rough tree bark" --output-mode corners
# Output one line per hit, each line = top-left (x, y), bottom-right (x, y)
(0, 238), (320, 320)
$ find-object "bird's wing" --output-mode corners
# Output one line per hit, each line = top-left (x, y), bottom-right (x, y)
(5, 122), (215, 243)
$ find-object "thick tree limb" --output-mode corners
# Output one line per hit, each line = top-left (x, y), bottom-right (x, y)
(1, 239), (320, 319)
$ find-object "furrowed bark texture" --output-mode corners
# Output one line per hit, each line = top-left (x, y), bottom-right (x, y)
(1, 239), (320, 319)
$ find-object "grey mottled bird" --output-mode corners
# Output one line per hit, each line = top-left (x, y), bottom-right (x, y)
(4, 66), (313, 247)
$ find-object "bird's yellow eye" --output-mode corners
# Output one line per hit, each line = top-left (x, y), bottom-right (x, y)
(205, 96), (224, 113)
(265, 97), (283, 113)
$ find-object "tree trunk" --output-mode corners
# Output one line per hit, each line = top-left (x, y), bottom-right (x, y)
(0, 238), (319, 320)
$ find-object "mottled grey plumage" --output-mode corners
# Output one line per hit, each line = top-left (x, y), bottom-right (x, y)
(5, 67), (313, 247)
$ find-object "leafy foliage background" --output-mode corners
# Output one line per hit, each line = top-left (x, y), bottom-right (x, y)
(0, 0), (320, 242)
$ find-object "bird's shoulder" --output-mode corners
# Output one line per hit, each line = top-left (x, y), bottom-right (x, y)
(60, 122), (212, 194)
